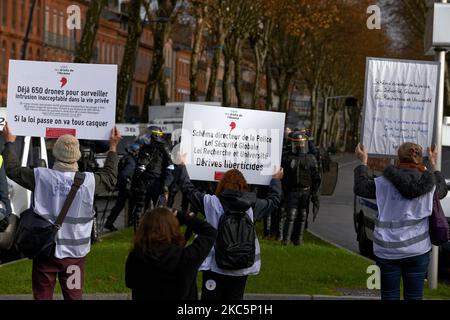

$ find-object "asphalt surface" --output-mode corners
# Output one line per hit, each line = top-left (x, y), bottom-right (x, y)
(309, 153), (362, 255)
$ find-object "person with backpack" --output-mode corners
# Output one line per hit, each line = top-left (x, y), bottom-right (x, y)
(1, 122), (120, 300)
(177, 156), (283, 300)
(104, 143), (140, 231)
(125, 207), (217, 300)
(279, 131), (321, 245)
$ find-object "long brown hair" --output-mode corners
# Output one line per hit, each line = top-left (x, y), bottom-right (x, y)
(215, 169), (249, 195)
(132, 207), (185, 253)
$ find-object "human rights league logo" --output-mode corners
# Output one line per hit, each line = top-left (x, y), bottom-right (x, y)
(53, 65), (74, 88)
(225, 109), (243, 133)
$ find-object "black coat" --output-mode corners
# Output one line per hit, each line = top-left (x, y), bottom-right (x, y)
(125, 216), (217, 300)
(354, 164), (448, 200)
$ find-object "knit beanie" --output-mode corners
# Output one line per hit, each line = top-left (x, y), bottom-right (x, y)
(397, 142), (423, 164)
(52, 134), (81, 164)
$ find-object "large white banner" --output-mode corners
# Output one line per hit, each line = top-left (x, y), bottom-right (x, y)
(362, 58), (440, 156)
(6, 60), (117, 140)
(180, 104), (285, 185)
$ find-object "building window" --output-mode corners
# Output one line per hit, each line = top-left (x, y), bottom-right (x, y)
(45, 6), (49, 32)
(0, 1), (7, 27)
(36, 0), (41, 35)
(111, 45), (115, 64)
(53, 10), (57, 35)
(1, 42), (6, 85)
(106, 43), (110, 64)
(59, 11), (64, 48)
(11, 42), (16, 60)
(12, 0), (17, 30)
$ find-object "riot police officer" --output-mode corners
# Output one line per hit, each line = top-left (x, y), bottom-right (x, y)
(104, 143), (139, 231)
(129, 126), (174, 227)
(279, 131), (321, 245)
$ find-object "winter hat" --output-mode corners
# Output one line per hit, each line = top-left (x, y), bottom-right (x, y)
(52, 134), (82, 164)
(398, 142), (423, 164)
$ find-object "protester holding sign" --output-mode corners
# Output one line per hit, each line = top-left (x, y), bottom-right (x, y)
(177, 153), (283, 300)
(1, 123), (120, 300)
(354, 142), (447, 300)
(125, 207), (217, 300)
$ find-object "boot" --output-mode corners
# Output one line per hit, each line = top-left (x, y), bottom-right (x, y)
(284, 208), (297, 245)
(293, 210), (307, 246)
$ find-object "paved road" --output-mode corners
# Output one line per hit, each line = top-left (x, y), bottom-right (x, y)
(309, 153), (362, 255)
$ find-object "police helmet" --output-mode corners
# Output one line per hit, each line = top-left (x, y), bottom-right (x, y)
(289, 131), (309, 154)
(127, 143), (140, 154)
(148, 125), (164, 143)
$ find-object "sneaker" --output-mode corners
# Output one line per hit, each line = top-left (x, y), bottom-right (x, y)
(104, 222), (118, 232)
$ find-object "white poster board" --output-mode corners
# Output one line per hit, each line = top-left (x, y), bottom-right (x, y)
(6, 60), (117, 140)
(362, 58), (440, 156)
(115, 123), (141, 137)
(0, 108), (6, 130)
(180, 104), (285, 185)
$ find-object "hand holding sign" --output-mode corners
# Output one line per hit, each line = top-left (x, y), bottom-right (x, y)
(2, 122), (16, 143)
(272, 167), (284, 180)
(428, 144), (438, 171)
(109, 127), (121, 152)
(355, 143), (368, 165)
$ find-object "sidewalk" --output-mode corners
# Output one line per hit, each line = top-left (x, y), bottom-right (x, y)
(0, 293), (380, 300)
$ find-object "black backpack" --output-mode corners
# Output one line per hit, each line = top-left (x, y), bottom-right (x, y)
(215, 208), (256, 270)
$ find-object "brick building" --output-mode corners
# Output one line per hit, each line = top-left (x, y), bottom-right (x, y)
(0, 0), (192, 115)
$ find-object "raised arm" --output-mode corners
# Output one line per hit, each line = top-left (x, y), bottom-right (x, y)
(94, 127), (120, 194)
(253, 168), (283, 220)
(353, 143), (376, 199)
(1, 122), (35, 191)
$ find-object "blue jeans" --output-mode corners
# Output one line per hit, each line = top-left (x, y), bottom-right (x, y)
(375, 252), (430, 300)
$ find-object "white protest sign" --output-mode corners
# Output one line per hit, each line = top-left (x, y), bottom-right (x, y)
(0, 108), (6, 130)
(6, 60), (117, 140)
(362, 58), (440, 156)
(116, 123), (140, 137)
(180, 104), (285, 185)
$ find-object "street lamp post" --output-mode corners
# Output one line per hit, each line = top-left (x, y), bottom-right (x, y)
(425, 0), (449, 290)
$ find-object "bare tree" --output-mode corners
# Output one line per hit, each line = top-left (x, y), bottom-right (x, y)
(189, 1), (208, 101)
(116, 0), (144, 122)
(73, 0), (108, 63)
(141, 0), (183, 122)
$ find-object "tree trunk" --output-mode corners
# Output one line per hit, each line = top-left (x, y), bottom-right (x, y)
(159, 72), (168, 105)
(309, 85), (318, 136)
(206, 20), (224, 102)
(222, 55), (232, 107)
(142, 23), (169, 122)
(265, 57), (273, 110)
(278, 77), (291, 112)
(328, 109), (337, 150)
(252, 46), (262, 109)
(233, 41), (243, 107)
(73, 0), (107, 63)
(116, 0), (143, 123)
(189, 11), (205, 102)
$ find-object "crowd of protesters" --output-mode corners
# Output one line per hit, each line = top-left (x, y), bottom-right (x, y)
(0, 121), (446, 302)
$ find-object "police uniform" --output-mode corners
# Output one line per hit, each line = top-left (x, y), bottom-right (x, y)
(279, 132), (321, 245)
(129, 127), (174, 224)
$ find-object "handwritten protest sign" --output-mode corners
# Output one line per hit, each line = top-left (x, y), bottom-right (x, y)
(361, 58), (440, 156)
(180, 104), (285, 185)
(6, 60), (117, 139)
